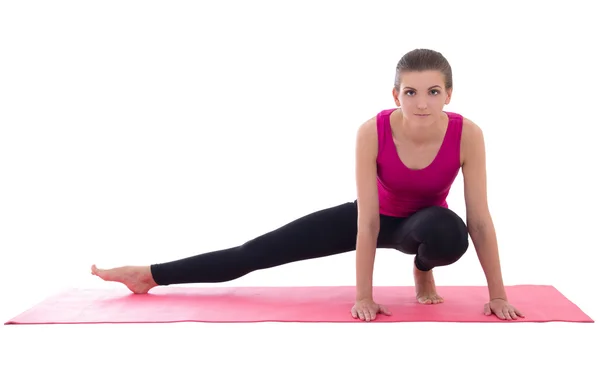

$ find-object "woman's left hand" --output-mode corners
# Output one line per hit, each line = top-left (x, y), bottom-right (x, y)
(484, 298), (524, 320)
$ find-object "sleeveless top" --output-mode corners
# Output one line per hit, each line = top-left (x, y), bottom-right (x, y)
(376, 108), (463, 217)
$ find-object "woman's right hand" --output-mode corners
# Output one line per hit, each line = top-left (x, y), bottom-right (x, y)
(351, 298), (391, 321)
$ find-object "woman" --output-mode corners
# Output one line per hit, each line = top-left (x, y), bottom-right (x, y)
(92, 48), (524, 322)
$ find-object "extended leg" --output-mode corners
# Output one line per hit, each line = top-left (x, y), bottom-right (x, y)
(93, 201), (360, 291)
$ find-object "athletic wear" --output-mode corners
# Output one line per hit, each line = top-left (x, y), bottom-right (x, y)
(377, 109), (463, 217)
(149, 109), (468, 285)
(150, 202), (468, 285)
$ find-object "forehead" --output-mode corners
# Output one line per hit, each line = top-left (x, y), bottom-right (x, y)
(400, 70), (444, 88)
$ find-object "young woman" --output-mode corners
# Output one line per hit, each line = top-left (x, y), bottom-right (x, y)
(92, 48), (524, 322)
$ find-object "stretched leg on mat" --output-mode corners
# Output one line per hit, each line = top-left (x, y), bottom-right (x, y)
(92, 201), (361, 293)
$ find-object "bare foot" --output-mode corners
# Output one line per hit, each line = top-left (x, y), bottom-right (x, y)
(91, 264), (158, 294)
(413, 263), (444, 304)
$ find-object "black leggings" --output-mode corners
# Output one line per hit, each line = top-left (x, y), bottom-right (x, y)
(150, 201), (469, 285)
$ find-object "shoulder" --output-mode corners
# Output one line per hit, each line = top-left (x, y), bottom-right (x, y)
(461, 117), (483, 141)
(355, 108), (397, 155)
(356, 111), (389, 167)
(357, 108), (394, 137)
(458, 116), (486, 166)
(356, 115), (378, 153)
(357, 115), (377, 136)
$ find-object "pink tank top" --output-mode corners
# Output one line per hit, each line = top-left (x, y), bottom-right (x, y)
(376, 108), (463, 217)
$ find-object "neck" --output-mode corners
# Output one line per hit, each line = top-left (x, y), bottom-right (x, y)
(398, 111), (447, 144)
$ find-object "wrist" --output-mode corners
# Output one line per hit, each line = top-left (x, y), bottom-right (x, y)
(487, 283), (506, 301)
(356, 290), (373, 301)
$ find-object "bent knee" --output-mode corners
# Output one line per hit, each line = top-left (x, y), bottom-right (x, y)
(420, 206), (466, 230)
(420, 206), (469, 253)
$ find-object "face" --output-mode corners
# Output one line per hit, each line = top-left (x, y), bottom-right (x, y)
(392, 70), (452, 121)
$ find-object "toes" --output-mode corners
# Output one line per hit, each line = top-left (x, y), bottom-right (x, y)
(418, 296), (432, 304)
(417, 294), (444, 304)
(92, 266), (110, 280)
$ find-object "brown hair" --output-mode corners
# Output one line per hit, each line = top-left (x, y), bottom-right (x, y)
(394, 49), (453, 91)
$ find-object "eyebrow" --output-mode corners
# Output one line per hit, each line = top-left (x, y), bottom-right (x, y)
(403, 85), (441, 90)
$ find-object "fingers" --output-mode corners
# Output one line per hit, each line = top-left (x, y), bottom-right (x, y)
(497, 306), (513, 320)
(483, 303), (492, 316)
(486, 300), (525, 321)
(492, 308), (506, 319)
(514, 307), (525, 318)
(356, 309), (372, 321)
(351, 305), (391, 321)
(351, 307), (370, 321)
(494, 306), (522, 320)
(506, 306), (524, 320)
(363, 308), (377, 321)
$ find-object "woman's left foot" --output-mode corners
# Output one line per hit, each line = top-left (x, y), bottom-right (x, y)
(413, 263), (444, 304)
(91, 264), (157, 294)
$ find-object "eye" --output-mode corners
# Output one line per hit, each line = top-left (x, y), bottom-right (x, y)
(404, 89), (441, 96)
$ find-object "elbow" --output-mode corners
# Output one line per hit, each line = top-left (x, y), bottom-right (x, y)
(466, 208), (493, 234)
(358, 218), (380, 239)
(467, 216), (492, 236)
(358, 215), (380, 232)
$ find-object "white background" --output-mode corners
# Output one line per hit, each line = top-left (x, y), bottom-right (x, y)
(1, 0), (598, 367)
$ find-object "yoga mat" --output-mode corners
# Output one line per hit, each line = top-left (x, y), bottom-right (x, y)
(5, 285), (593, 325)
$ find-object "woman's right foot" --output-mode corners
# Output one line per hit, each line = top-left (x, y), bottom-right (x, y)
(91, 264), (158, 294)
(413, 263), (444, 304)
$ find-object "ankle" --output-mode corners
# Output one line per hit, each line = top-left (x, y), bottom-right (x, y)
(413, 263), (431, 275)
(139, 266), (158, 285)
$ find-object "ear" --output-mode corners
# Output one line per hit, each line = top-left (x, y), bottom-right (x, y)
(444, 88), (453, 105)
(392, 88), (401, 106)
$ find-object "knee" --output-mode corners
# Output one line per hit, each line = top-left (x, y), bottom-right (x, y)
(420, 206), (469, 257)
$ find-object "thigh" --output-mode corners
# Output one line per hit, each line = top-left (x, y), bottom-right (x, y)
(240, 200), (359, 265)
(379, 206), (466, 254)
(376, 214), (407, 249)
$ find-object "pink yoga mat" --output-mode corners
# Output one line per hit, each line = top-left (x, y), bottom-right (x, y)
(5, 285), (593, 325)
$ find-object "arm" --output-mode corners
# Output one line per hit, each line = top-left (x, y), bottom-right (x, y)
(461, 119), (507, 301)
(354, 117), (381, 301)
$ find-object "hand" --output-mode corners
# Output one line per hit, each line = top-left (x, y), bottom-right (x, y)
(351, 298), (391, 321)
(484, 298), (524, 320)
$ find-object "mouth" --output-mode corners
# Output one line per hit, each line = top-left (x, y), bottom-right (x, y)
(415, 114), (430, 117)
